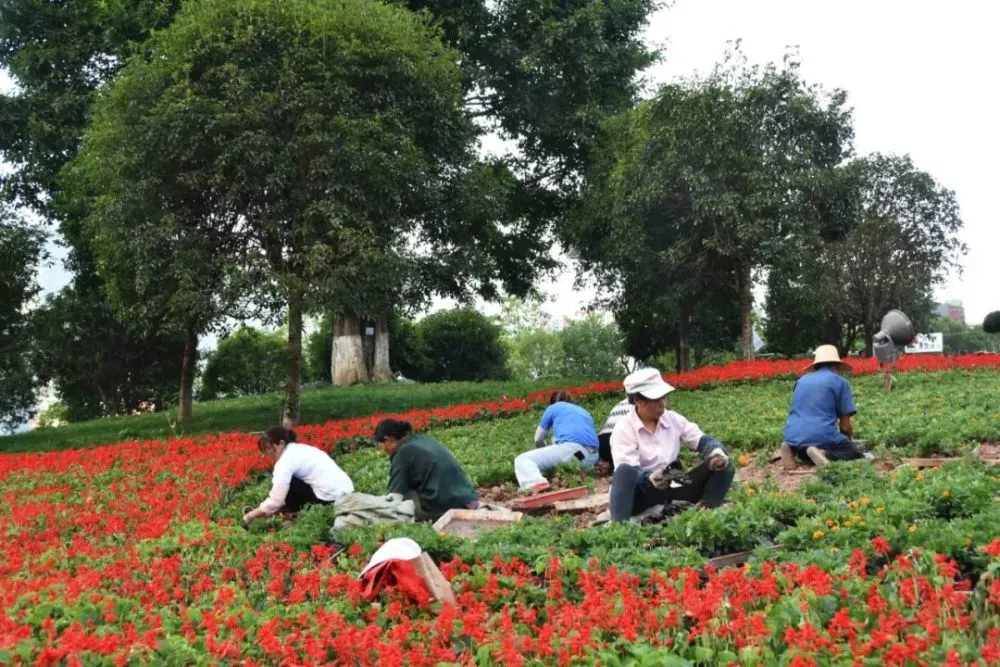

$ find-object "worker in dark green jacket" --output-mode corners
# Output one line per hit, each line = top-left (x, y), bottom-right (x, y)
(373, 418), (480, 522)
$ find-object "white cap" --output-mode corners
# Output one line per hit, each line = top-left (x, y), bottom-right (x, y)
(623, 367), (674, 400)
(359, 537), (422, 577)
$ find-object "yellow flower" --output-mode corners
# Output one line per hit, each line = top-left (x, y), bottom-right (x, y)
(942, 489), (951, 498)
(813, 530), (825, 540)
(860, 497), (871, 505)
(916, 473), (924, 482)
(908, 525), (917, 533)
(876, 506), (885, 513)
(745, 487), (756, 496)
(830, 547), (839, 553)
(738, 454), (751, 466)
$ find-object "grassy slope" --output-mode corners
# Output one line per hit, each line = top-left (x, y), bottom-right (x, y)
(0, 377), (597, 453)
(327, 368), (1000, 496)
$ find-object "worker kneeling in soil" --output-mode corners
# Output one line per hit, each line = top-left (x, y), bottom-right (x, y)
(374, 418), (480, 522)
(609, 368), (734, 522)
(781, 345), (865, 468)
(514, 390), (600, 493)
(243, 427), (354, 525)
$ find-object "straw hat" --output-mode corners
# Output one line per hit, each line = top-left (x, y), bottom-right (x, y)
(804, 345), (851, 373)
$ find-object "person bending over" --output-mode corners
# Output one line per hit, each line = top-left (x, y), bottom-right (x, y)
(609, 368), (734, 522)
(781, 345), (865, 468)
(243, 427), (354, 525)
(374, 418), (480, 522)
(514, 390), (599, 493)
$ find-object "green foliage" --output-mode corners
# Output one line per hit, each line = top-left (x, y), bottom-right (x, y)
(507, 329), (566, 381)
(0, 0), (181, 209)
(31, 282), (186, 422)
(388, 314), (433, 381)
(506, 314), (623, 381)
(201, 327), (289, 400)
(418, 308), (510, 382)
(304, 318), (333, 385)
(0, 207), (46, 431)
(558, 314), (624, 379)
(764, 154), (964, 355)
(567, 52), (853, 363)
(984, 311), (1000, 334)
(34, 402), (70, 431)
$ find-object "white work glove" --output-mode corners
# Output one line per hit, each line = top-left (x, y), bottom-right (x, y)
(706, 448), (729, 471)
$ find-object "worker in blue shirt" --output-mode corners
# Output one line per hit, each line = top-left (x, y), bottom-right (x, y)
(514, 390), (599, 492)
(781, 345), (866, 467)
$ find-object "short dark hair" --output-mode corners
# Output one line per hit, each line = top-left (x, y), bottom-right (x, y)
(258, 426), (296, 452)
(549, 389), (573, 405)
(373, 418), (413, 443)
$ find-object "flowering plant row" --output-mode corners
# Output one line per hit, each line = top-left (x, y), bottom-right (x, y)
(1, 359), (999, 664)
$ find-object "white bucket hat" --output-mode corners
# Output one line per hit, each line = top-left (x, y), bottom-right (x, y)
(804, 345), (851, 373)
(359, 537), (422, 577)
(623, 367), (675, 400)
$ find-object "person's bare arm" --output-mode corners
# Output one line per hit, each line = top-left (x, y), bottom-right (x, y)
(839, 415), (853, 437)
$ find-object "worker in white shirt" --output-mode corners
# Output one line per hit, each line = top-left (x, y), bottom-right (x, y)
(609, 368), (735, 522)
(243, 427), (354, 525)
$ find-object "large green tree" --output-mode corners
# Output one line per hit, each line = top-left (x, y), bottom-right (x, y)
(31, 281), (186, 421)
(0, 205), (45, 431)
(3, 0), (659, 413)
(764, 153), (964, 356)
(567, 54), (854, 363)
(82, 0), (501, 424)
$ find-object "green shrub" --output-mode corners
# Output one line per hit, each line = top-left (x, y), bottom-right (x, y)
(418, 308), (509, 382)
(200, 326), (288, 399)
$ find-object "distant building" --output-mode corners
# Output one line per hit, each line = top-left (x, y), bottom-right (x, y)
(935, 299), (965, 324)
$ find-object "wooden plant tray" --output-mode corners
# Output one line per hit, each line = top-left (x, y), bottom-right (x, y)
(433, 509), (523, 540)
(707, 544), (782, 569)
(553, 492), (610, 513)
(511, 486), (589, 511)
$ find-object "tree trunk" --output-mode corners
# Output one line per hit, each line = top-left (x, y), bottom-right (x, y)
(333, 316), (365, 385)
(738, 264), (755, 360)
(372, 312), (393, 381)
(677, 308), (692, 372)
(178, 326), (197, 423)
(283, 294), (303, 427)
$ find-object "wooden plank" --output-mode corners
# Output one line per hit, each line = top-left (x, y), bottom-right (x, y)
(553, 492), (610, 513)
(511, 486), (589, 511)
(707, 544), (783, 570)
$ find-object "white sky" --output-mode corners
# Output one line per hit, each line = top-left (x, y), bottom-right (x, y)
(8, 0), (998, 338)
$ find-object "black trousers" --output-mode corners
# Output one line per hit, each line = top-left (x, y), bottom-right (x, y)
(283, 476), (334, 514)
(609, 461), (735, 522)
(598, 433), (615, 472)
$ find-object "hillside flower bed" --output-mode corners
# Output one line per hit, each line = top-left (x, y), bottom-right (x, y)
(1, 357), (999, 664)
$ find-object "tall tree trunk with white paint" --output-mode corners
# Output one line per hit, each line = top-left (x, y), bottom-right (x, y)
(332, 316), (365, 385)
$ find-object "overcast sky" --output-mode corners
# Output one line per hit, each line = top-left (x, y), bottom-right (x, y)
(8, 0), (997, 334)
